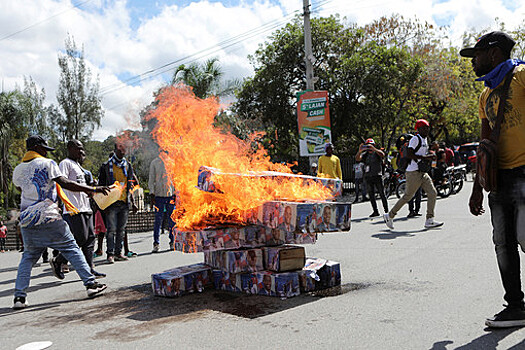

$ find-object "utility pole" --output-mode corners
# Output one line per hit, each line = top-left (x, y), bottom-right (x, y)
(303, 0), (315, 90)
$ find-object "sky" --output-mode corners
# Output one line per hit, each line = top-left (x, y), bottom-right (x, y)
(0, 0), (524, 141)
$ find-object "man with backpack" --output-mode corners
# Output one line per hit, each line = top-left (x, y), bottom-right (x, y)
(383, 119), (444, 229)
(397, 134), (422, 218)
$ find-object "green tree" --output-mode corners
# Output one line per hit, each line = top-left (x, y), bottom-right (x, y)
(55, 35), (103, 143)
(171, 57), (240, 99)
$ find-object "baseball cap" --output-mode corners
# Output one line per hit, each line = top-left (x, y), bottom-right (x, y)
(324, 142), (333, 151)
(26, 135), (55, 151)
(415, 119), (430, 130)
(311, 163), (318, 168)
(460, 31), (515, 58)
(365, 138), (375, 144)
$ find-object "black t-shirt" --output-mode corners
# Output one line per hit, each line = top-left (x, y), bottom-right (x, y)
(362, 152), (383, 178)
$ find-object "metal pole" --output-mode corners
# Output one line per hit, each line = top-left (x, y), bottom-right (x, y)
(303, 0), (315, 91)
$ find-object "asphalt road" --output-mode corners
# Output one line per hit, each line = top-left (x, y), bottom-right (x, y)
(2, 180), (525, 350)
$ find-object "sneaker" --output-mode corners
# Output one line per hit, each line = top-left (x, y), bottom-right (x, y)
(369, 211), (380, 218)
(107, 255), (114, 264)
(383, 213), (394, 229)
(61, 264), (70, 273)
(407, 211), (417, 218)
(94, 250), (103, 258)
(486, 305), (525, 328)
(49, 257), (65, 280)
(86, 282), (107, 298)
(152, 244), (160, 253)
(114, 255), (128, 262)
(126, 251), (137, 258)
(92, 270), (107, 279)
(424, 218), (444, 229)
(169, 242), (174, 251)
(13, 296), (28, 310)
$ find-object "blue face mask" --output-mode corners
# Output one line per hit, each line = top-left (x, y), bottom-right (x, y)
(476, 58), (525, 89)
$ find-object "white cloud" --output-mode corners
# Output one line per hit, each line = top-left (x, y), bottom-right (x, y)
(0, 0), (523, 141)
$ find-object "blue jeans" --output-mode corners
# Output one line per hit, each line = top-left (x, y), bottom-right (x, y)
(15, 219), (95, 298)
(105, 201), (129, 256)
(489, 166), (525, 307)
(153, 196), (175, 245)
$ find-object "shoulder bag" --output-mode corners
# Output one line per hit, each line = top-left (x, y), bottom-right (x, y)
(476, 69), (514, 192)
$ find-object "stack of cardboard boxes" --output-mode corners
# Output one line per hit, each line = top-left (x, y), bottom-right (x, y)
(152, 168), (350, 298)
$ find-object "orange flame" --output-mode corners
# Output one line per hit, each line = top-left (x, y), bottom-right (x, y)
(146, 85), (332, 230)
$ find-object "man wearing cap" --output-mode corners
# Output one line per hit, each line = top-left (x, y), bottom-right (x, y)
(356, 138), (388, 217)
(310, 163), (318, 176)
(383, 120), (443, 229)
(12, 135), (110, 310)
(317, 143), (342, 180)
(461, 31), (525, 328)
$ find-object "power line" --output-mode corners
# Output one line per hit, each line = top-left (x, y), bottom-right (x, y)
(100, 0), (333, 98)
(0, 0), (93, 41)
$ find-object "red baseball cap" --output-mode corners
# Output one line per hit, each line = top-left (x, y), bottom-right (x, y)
(365, 138), (375, 144)
(415, 119), (430, 130)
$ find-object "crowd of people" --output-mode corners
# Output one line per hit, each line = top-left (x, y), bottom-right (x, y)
(6, 30), (525, 331)
(9, 135), (177, 310)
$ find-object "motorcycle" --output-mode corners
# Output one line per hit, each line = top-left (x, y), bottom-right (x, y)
(395, 166), (453, 199)
(450, 164), (467, 194)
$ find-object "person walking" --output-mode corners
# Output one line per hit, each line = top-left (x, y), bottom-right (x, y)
(461, 31), (525, 328)
(148, 153), (176, 253)
(52, 140), (106, 278)
(98, 142), (138, 263)
(356, 138), (388, 217)
(352, 161), (368, 203)
(12, 135), (108, 310)
(317, 143), (342, 180)
(383, 120), (444, 229)
(0, 221), (6, 252)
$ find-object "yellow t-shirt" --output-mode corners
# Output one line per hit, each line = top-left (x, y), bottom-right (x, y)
(479, 64), (525, 169)
(317, 155), (342, 179)
(113, 164), (128, 202)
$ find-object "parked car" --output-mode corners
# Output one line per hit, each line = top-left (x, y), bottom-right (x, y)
(458, 142), (479, 172)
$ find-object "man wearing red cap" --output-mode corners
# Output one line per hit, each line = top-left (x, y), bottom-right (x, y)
(383, 120), (443, 230)
(356, 138), (388, 217)
(461, 31), (525, 328)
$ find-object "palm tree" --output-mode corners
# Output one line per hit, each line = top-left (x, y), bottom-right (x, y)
(170, 58), (240, 99)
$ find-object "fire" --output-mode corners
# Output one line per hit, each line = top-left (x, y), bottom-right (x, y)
(146, 85), (332, 230)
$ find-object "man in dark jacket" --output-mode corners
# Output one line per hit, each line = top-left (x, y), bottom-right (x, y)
(356, 138), (388, 217)
(98, 142), (138, 263)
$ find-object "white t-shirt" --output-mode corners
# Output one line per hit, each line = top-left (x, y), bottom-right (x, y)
(406, 134), (429, 172)
(13, 157), (63, 227)
(59, 158), (92, 214)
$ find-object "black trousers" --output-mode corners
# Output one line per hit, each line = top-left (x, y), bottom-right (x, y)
(365, 175), (389, 213)
(56, 212), (95, 270)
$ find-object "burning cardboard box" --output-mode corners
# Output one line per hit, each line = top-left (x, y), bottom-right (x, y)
(151, 263), (212, 297)
(197, 165), (342, 199)
(298, 258), (341, 293)
(204, 248), (264, 273)
(263, 245), (306, 272)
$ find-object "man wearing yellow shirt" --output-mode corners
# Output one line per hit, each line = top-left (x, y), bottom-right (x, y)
(317, 143), (342, 180)
(462, 31), (525, 328)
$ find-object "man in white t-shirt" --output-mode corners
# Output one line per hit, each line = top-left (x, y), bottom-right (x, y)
(12, 135), (110, 310)
(53, 140), (106, 278)
(383, 120), (444, 229)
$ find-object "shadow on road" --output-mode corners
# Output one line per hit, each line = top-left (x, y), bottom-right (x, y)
(430, 327), (525, 349)
(13, 282), (371, 343)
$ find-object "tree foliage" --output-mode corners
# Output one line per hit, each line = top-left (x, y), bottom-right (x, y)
(55, 35), (103, 143)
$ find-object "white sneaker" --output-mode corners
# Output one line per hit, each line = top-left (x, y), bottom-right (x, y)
(383, 213), (394, 229)
(152, 244), (160, 253)
(424, 218), (444, 229)
(13, 296), (28, 310)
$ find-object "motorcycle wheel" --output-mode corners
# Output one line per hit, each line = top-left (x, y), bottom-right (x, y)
(396, 182), (406, 199)
(437, 179), (453, 198)
(452, 176), (463, 194)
